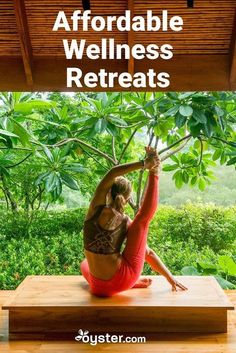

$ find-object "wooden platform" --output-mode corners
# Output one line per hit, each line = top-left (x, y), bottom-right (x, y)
(2, 275), (234, 339)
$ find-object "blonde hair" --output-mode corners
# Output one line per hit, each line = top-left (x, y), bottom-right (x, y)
(110, 176), (132, 213)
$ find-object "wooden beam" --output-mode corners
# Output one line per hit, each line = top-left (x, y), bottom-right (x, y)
(13, 0), (33, 86)
(230, 10), (236, 86)
(127, 0), (134, 75)
(0, 55), (231, 92)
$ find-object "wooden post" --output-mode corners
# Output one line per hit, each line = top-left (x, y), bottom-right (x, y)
(229, 9), (236, 88)
(13, 0), (34, 86)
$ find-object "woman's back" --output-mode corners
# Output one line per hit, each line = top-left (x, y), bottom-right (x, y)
(83, 206), (129, 279)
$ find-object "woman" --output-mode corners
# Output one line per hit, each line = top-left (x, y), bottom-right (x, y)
(80, 147), (187, 296)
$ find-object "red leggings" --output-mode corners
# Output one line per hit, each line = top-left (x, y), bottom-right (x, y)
(80, 173), (159, 297)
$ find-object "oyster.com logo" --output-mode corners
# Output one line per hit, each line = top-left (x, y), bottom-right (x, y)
(75, 329), (146, 345)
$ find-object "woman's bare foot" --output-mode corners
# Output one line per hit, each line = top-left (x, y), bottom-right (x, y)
(132, 277), (152, 288)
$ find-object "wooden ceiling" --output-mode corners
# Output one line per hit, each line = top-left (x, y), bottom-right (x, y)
(0, 0), (236, 91)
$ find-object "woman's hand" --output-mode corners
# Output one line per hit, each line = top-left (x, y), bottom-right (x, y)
(167, 276), (188, 291)
(144, 146), (161, 175)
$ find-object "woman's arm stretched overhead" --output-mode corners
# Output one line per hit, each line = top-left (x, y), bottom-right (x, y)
(87, 161), (143, 215)
(86, 149), (157, 218)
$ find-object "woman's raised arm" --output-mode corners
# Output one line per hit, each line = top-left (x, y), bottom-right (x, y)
(86, 151), (157, 217)
(87, 161), (144, 212)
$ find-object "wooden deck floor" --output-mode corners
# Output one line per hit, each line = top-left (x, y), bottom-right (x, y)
(0, 289), (236, 352)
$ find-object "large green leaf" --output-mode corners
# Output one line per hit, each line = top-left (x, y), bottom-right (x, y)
(198, 177), (206, 191)
(175, 113), (187, 128)
(162, 164), (179, 172)
(45, 172), (59, 192)
(0, 129), (18, 138)
(179, 105), (193, 117)
(226, 156), (236, 166)
(14, 100), (56, 114)
(164, 105), (180, 117)
(63, 163), (85, 173)
(181, 266), (200, 276)
(61, 172), (79, 190)
(192, 109), (207, 124)
(214, 275), (235, 289)
(13, 121), (30, 146)
(218, 256), (236, 276)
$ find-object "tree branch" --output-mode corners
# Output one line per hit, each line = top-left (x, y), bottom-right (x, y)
(118, 128), (138, 163)
(159, 134), (192, 155)
(161, 137), (192, 162)
(78, 144), (109, 171)
(181, 137), (203, 169)
(6, 153), (32, 169)
(200, 134), (236, 148)
(42, 138), (116, 164)
(112, 136), (118, 164)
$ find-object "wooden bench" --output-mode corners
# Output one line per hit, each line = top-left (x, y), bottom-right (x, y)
(2, 275), (234, 339)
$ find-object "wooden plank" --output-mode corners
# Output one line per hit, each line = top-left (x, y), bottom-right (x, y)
(13, 0), (34, 85)
(3, 276), (234, 337)
(230, 9), (236, 86)
(3, 276), (234, 309)
(0, 289), (236, 351)
(8, 307), (228, 338)
(0, 54), (232, 91)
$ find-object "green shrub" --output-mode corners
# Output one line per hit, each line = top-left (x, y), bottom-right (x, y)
(0, 204), (235, 289)
(0, 208), (86, 239)
(150, 204), (236, 252)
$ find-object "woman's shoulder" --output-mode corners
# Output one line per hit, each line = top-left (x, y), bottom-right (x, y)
(85, 204), (106, 222)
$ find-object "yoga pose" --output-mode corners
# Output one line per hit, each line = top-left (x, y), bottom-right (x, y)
(80, 147), (187, 296)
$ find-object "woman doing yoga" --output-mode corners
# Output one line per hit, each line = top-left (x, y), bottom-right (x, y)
(80, 147), (187, 297)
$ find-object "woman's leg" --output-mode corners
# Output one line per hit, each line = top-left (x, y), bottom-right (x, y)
(80, 259), (91, 284)
(122, 172), (159, 278)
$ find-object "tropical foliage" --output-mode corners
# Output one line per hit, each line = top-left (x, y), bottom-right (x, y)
(0, 91), (235, 214)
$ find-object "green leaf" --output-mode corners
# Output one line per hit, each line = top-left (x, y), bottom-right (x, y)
(214, 275), (235, 290)
(107, 116), (127, 126)
(190, 176), (198, 186)
(0, 129), (18, 138)
(202, 119), (213, 137)
(179, 105), (193, 117)
(164, 105), (180, 117)
(198, 178), (206, 191)
(192, 109), (207, 124)
(226, 156), (236, 166)
(45, 172), (58, 192)
(218, 256), (236, 276)
(106, 122), (117, 136)
(182, 170), (189, 184)
(43, 146), (54, 163)
(162, 164), (179, 172)
(215, 106), (224, 117)
(63, 163), (85, 173)
(178, 92), (194, 100)
(187, 121), (202, 137)
(173, 170), (183, 189)
(170, 155), (179, 163)
(13, 121), (30, 146)
(35, 171), (50, 186)
(14, 100), (56, 114)
(212, 149), (222, 161)
(61, 172), (79, 190)
(175, 113), (187, 128)
(181, 266), (200, 275)
(197, 261), (217, 270)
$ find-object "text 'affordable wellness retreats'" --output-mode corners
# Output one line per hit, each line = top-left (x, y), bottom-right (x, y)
(53, 10), (184, 89)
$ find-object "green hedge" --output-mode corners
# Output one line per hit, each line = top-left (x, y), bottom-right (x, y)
(0, 204), (235, 289)
(149, 204), (236, 252)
